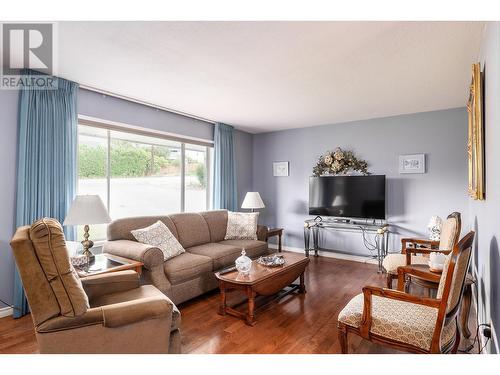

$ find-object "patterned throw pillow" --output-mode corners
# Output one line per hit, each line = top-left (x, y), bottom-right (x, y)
(224, 212), (259, 240)
(131, 220), (185, 261)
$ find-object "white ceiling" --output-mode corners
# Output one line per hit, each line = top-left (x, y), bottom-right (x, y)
(57, 21), (484, 133)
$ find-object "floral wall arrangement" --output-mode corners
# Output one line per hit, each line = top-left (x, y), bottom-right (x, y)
(312, 147), (370, 176)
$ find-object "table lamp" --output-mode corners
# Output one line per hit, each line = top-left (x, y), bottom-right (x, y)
(63, 195), (111, 260)
(241, 192), (265, 212)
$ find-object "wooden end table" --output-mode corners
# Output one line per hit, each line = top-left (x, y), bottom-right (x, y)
(267, 228), (284, 252)
(75, 253), (143, 278)
(404, 263), (474, 338)
(215, 252), (309, 326)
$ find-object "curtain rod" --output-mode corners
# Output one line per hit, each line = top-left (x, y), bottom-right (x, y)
(79, 84), (217, 125)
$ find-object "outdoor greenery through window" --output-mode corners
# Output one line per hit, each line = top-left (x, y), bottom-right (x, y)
(77, 124), (211, 240)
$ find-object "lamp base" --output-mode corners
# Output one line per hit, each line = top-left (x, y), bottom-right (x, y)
(81, 224), (95, 263)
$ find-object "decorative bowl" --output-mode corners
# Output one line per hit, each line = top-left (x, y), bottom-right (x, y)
(257, 254), (285, 267)
(71, 255), (89, 268)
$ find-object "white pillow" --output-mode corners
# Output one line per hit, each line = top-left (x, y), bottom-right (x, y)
(131, 220), (185, 261)
(224, 212), (259, 240)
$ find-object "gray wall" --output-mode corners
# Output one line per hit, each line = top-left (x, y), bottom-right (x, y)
(469, 22), (500, 353)
(0, 87), (254, 310)
(78, 89), (214, 141)
(253, 108), (469, 255)
(0, 90), (19, 309)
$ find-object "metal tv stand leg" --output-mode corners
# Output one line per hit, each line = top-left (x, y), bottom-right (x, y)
(313, 226), (319, 257)
(304, 225), (310, 257)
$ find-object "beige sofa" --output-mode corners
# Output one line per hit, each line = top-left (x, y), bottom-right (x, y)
(103, 210), (269, 305)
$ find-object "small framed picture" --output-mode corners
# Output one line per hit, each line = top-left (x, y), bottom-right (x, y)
(399, 154), (426, 174)
(273, 161), (289, 177)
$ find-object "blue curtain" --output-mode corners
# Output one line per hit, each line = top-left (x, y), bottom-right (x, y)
(13, 70), (78, 318)
(213, 123), (237, 211)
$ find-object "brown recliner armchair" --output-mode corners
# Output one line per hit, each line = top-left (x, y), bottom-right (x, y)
(10, 217), (181, 354)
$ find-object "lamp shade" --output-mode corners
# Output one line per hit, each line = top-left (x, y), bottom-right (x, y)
(63, 195), (111, 225)
(241, 192), (265, 209)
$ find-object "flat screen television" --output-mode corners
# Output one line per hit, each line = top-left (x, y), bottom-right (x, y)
(309, 175), (386, 219)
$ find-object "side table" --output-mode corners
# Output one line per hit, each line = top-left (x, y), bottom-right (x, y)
(403, 264), (474, 339)
(267, 228), (284, 252)
(75, 253), (143, 278)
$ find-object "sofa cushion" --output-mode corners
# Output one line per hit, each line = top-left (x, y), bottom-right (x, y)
(107, 216), (178, 242)
(224, 211), (259, 240)
(164, 252), (213, 285)
(218, 239), (268, 259)
(29, 218), (89, 317)
(131, 220), (185, 261)
(186, 243), (242, 270)
(200, 210), (228, 242)
(169, 213), (211, 248)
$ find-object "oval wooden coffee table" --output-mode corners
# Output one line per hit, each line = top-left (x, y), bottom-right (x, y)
(215, 252), (310, 326)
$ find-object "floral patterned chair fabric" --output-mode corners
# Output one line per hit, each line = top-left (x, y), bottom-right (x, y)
(337, 231), (474, 354)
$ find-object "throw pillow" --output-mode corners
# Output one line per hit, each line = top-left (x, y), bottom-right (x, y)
(224, 211), (259, 240)
(131, 220), (185, 261)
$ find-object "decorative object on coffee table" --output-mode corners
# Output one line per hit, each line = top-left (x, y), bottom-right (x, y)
(427, 215), (443, 241)
(241, 192), (265, 212)
(313, 148), (369, 176)
(63, 195), (111, 261)
(235, 249), (252, 275)
(216, 252), (309, 326)
(267, 227), (284, 252)
(257, 254), (285, 267)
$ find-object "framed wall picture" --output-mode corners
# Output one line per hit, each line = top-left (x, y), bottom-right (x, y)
(273, 161), (289, 177)
(399, 154), (426, 174)
(467, 62), (485, 200)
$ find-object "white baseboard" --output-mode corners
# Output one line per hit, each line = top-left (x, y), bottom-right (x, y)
(268, 244), (378, 265)
(0, 306), (13, 318)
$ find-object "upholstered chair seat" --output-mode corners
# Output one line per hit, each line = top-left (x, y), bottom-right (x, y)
(337, 231), (474, 354)
(382, 254), (429, 275)
(338, 293), (456, 351)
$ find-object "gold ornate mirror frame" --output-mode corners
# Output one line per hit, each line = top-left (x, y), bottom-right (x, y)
(467, 63), (485, 200)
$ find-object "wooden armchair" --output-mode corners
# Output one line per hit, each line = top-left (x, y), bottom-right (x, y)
(382, 212), (461, 288)
(337, 231), (474, 354)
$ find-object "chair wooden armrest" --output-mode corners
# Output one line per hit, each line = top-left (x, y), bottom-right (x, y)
(405, 247), (450, 255)
(401, 238), (440, 253)
(396, 266), (441, 291)
(404, 248), (451, 265)
(359, 285), (441, 338)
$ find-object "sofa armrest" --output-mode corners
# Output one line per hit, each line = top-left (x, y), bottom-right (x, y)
(102, 297), (173, 328)
(37, 296), (175, 332)
(36, 307), (104, 333)
(257, 225), (268, 242)
(81, 270), (140, 302)
(103, 240), (164, 270)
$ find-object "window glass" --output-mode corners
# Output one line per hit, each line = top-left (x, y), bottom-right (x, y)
(185, 144), (208, 212)
(77, 125), (108, 240)
(77, 124), (211, 241)
(109, 130), (182, 218)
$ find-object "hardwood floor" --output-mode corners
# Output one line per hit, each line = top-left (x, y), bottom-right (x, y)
(0, 254), (477, 354)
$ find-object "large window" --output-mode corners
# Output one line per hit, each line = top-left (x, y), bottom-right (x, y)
(77, 123), (211, 238)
